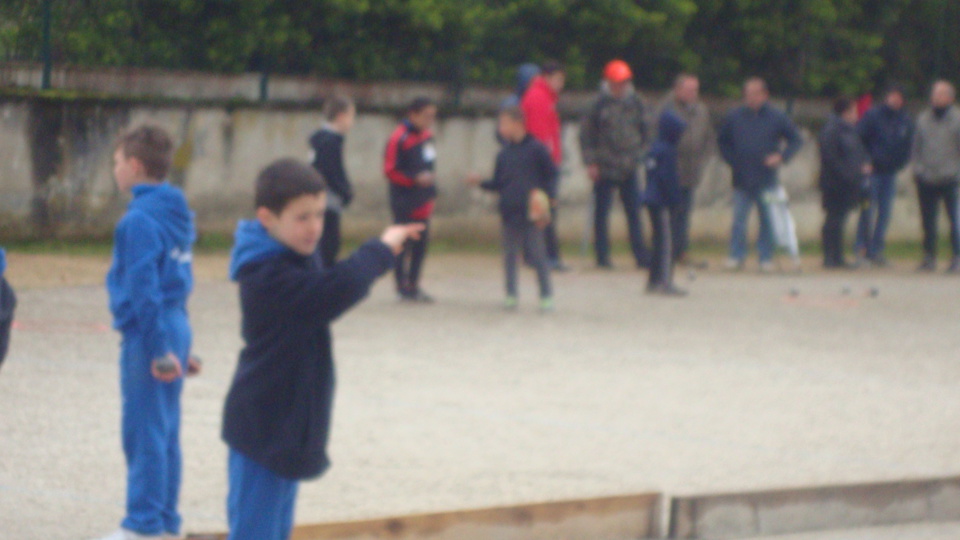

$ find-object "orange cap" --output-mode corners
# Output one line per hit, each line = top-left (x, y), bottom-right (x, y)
(603, 60), (633, 83)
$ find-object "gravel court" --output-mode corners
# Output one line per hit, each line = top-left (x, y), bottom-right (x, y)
(2, 253), (960, 539)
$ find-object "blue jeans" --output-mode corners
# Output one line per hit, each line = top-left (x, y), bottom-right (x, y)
(120, 308), (191, 536)
(228, 448), (299, 540)
(855, 173), (896, 259)
(729, 188), (775, 263)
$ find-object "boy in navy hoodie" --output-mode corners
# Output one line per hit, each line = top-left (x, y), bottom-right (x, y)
(222, 158), (422, 540)
(98, 125), (198, 540)
(467, 106), (555, 312)
(644, 110), (688, 296)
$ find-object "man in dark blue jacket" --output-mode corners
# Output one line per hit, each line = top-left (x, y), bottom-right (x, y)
(718, 77), (802, 271)
(223, 158), (422, 540)
(855, 84), (913, 266)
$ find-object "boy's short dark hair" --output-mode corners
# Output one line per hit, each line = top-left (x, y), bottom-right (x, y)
(255, 158), (326, 215)
(407, 96), (435, 114)
(833, 97), (854, 116)
(499, 105), (525, 123)
(117, 125), (174, 181)
(541, 60), (564, 75)
(322, 94), (354, 122)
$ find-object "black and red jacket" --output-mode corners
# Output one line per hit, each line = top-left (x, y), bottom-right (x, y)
(383, 119), (437, 220)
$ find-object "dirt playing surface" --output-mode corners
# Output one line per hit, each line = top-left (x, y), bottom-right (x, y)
(2, 251), (960, 539)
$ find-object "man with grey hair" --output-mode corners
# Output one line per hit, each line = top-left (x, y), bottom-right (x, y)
(912, 80), (960, 272)
(658, 73), (716, 266)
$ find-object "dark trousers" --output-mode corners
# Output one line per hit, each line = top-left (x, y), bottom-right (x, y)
(319, 210), (341, 268)
(671, 186), (694, 261)
(821, 194), (852, 266)
(916, 180), (960, 258)
(593, 175), (648, 266)
(647, 205), (674, 287)
(543, 206), (561, 263)
(503, 220), (551, 298)
(394, 219), (430, 293)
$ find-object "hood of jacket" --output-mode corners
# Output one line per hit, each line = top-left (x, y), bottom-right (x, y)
(229, 219), (288, 281)
(515, 63), (540, 98)
(657, 109), (687, 145)
(129, 183), (195, 250)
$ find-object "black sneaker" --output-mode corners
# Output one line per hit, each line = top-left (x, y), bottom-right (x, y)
(871, 254), (890, 267)
(409, 289), (435, 303)
(948, 257), (960, 274)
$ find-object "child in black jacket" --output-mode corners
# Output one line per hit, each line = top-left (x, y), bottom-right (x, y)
(644, 110), (688, 296)
(468, 106), (555, 312)
(310, 95), (356, 267)
(222, 159), (422, 540)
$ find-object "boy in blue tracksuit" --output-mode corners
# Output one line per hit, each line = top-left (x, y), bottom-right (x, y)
(469, 106), (555, 312)
(222, 158), (422, 540)
(644, 110), (688, 296)
(99, 125), (198, 540)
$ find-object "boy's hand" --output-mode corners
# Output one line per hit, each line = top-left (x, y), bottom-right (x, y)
(381, 224), (426, 254)
(463, 173), (483, 186)
(415, 172), (436, 187)
(151, 352), (183, 383)
(187, 354), (203, 377)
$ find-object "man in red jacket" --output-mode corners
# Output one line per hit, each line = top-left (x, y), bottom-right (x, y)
(522, 60), (568, 271)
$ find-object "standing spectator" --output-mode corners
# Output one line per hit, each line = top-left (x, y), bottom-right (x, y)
(856, 84), (913, 266)
(0, 247), (15, 371)
(579, 59), (650, 269)
(521, 60), (568, 271)
(819, 98), (871, 269)
(912, 80), (960, 273)
(384, 97), (438, 302)
(718, 77), (803, 272)
(310, 95), (356, 268)
(644, 110), (688, 295)
(658, 73), (716, 267)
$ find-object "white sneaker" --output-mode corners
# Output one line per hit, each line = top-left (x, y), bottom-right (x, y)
(93, 528), (165, 540)
(758, 261), (776, 273)
(723, 257), (744, 271)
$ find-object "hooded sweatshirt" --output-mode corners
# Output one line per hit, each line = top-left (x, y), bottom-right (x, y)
(819, 114), (869, 205)
(857, 103), (913, 175)
(521, 76), (562, 165)
(222, 220), (394, 480)
(482, 134), (557, 224)
(644, 110), (687, 208)
(106, 182), (195, 362)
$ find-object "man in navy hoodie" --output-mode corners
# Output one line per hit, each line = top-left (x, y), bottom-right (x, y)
(222, 158), (422, 540)
(97, 125), (198, 540)
(855, 84), (913, 266)
(718, 77), (802, 272)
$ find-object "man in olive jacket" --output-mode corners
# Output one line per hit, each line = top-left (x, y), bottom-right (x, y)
(580, 59), (650, 269)
(658, 73), (716, 266)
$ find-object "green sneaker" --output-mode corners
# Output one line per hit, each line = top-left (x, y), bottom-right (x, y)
(539, 297), (554, 313)
(503, 296), (518, 311)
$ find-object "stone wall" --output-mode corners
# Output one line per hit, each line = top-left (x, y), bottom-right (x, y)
(0, 92), (927, 245)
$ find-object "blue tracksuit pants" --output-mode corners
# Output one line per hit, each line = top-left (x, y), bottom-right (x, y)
(227, 448), (299, 540)
(119, 307), (191, 536)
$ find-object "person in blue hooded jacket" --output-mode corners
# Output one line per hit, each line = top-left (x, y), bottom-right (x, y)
(0, 247), (15, 370)
(98, 125), (199, 540)
(644, 110), (688, 296)
(222, 158), (422, 540)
